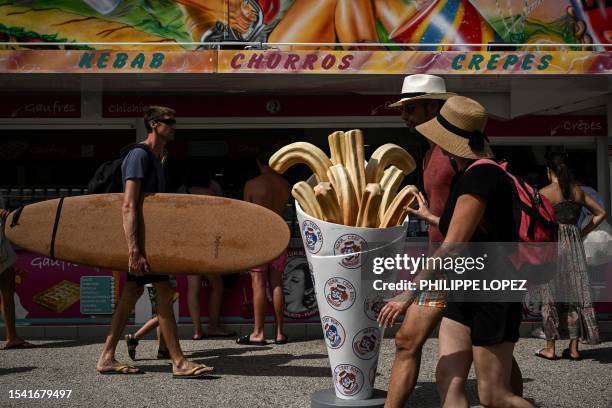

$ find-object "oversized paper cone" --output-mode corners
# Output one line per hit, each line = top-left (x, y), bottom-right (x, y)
(297, 203), (407, 400)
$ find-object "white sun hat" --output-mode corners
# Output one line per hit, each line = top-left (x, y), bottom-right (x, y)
(389, 74), (456, 108)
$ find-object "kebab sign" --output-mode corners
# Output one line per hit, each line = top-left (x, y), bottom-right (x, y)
(270, 130), (418, 400)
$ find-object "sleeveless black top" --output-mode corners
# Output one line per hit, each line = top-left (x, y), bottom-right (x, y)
(553, 201), (582, 225)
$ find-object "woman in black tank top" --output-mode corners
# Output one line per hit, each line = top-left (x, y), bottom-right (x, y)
(404, 96), (533, 408)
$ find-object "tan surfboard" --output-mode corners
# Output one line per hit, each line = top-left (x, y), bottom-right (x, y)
(4, 194), (290, 275)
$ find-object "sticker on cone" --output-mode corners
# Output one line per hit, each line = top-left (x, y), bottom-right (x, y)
(302, 220), (323, 254)
(324, 277), (357, 311)
(334, 234), (369, 269)
(334, 364), (364, 397)
(364, 291), (386, 322)
(323, 316), (346, 349)
(352, 327), (381, 360)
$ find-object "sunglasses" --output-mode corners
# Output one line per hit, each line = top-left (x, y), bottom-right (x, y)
(400, 104), (418, 113)
(156, 118), (176, 126)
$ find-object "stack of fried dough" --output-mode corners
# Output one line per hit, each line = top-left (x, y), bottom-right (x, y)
(270, 130), (420, 228)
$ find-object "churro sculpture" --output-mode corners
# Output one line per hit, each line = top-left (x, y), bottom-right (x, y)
(270, 130), (419, 228)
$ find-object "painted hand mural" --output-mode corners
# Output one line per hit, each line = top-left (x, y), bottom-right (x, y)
(0, 0), (608, 50)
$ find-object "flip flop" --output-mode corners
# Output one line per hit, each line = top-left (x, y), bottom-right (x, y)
(99, 364), (143, 375)
(125, 334), (139, 361)
(236, 334), (267, 346)
(172, 364), (214, 379)
(561, 348), (582, 361)
(3, 341), (36, 350)
(534, 349), (558, 361)
(274, 334), (289, 345)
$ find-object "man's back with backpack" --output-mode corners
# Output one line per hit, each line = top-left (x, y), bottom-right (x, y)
(87, 143), (160, 194)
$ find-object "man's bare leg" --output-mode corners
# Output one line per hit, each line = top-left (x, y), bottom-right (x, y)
(436, 318), (472, 408)
(511, 356), (523, 397)
(157, 325), (168, 354)
(0, 267), (30, 348)
(269, 267), (285, 342)
(96, 282), (143, 373)
(385, 304), (444, 408)
(206, 274), (234, 336)
(133, 316), (159, 340)
(153, 281), (212, 375)
(249, 271), (268, 342)
(473, 343), (534, 408)
(186, 275), (203, 338)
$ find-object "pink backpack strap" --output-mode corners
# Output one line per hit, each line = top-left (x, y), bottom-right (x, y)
(466, 158), (507, 172)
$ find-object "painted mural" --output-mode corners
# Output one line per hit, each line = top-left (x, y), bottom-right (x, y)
(0, 0), (609, 51)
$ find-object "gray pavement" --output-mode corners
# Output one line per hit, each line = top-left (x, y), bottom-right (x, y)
(0, 337), (610, 408)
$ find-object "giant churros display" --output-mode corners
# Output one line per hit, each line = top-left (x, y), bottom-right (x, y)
(270, 130), (418, 229)
(270, 130), (417, 400)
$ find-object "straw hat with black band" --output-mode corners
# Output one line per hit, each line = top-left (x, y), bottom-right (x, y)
(415, 96), (493, 160)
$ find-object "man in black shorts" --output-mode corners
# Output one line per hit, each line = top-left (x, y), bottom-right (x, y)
(96, 106), (213, 378)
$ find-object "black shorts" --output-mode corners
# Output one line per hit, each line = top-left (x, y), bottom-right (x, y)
(125, 273), (170, 287)
(443, 301), (522, 346)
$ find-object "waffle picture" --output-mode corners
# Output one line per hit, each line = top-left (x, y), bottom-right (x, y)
(33, 280), (80, 313)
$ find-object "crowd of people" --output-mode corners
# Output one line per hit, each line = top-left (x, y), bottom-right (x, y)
(0, 77), (608, 403)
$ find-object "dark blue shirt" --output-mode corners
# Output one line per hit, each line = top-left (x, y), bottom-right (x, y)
(121, 145), (165, 193)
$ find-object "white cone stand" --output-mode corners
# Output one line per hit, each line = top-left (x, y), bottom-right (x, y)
(296, 203), (407, 407)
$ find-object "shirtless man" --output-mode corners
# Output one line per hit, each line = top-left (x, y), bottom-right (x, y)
(237, 149), (290, 346)
(378, 75), (523, 407)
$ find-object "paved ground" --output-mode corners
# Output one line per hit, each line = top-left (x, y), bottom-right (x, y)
(0, 337), (610, 408)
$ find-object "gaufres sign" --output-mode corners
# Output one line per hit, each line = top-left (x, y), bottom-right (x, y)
(0, 96), (80, 118)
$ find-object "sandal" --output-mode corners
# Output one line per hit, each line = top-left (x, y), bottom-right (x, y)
(534, 348), (558, 361)
(125, 334), (139, 361)
(99, 364), (143, 375)
(561, 348), (582, 361)
(274, 334), (289, 345)
(3, 341), (36, 350)
(236, 334), (267, 346)
(173, 364), (214, 379)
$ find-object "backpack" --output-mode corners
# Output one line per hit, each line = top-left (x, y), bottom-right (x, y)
(87, 143), (155, 194)
(467, 159), (558, 284)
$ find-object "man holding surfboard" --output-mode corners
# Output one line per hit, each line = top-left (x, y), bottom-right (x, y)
(96, 106), (213, 378)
